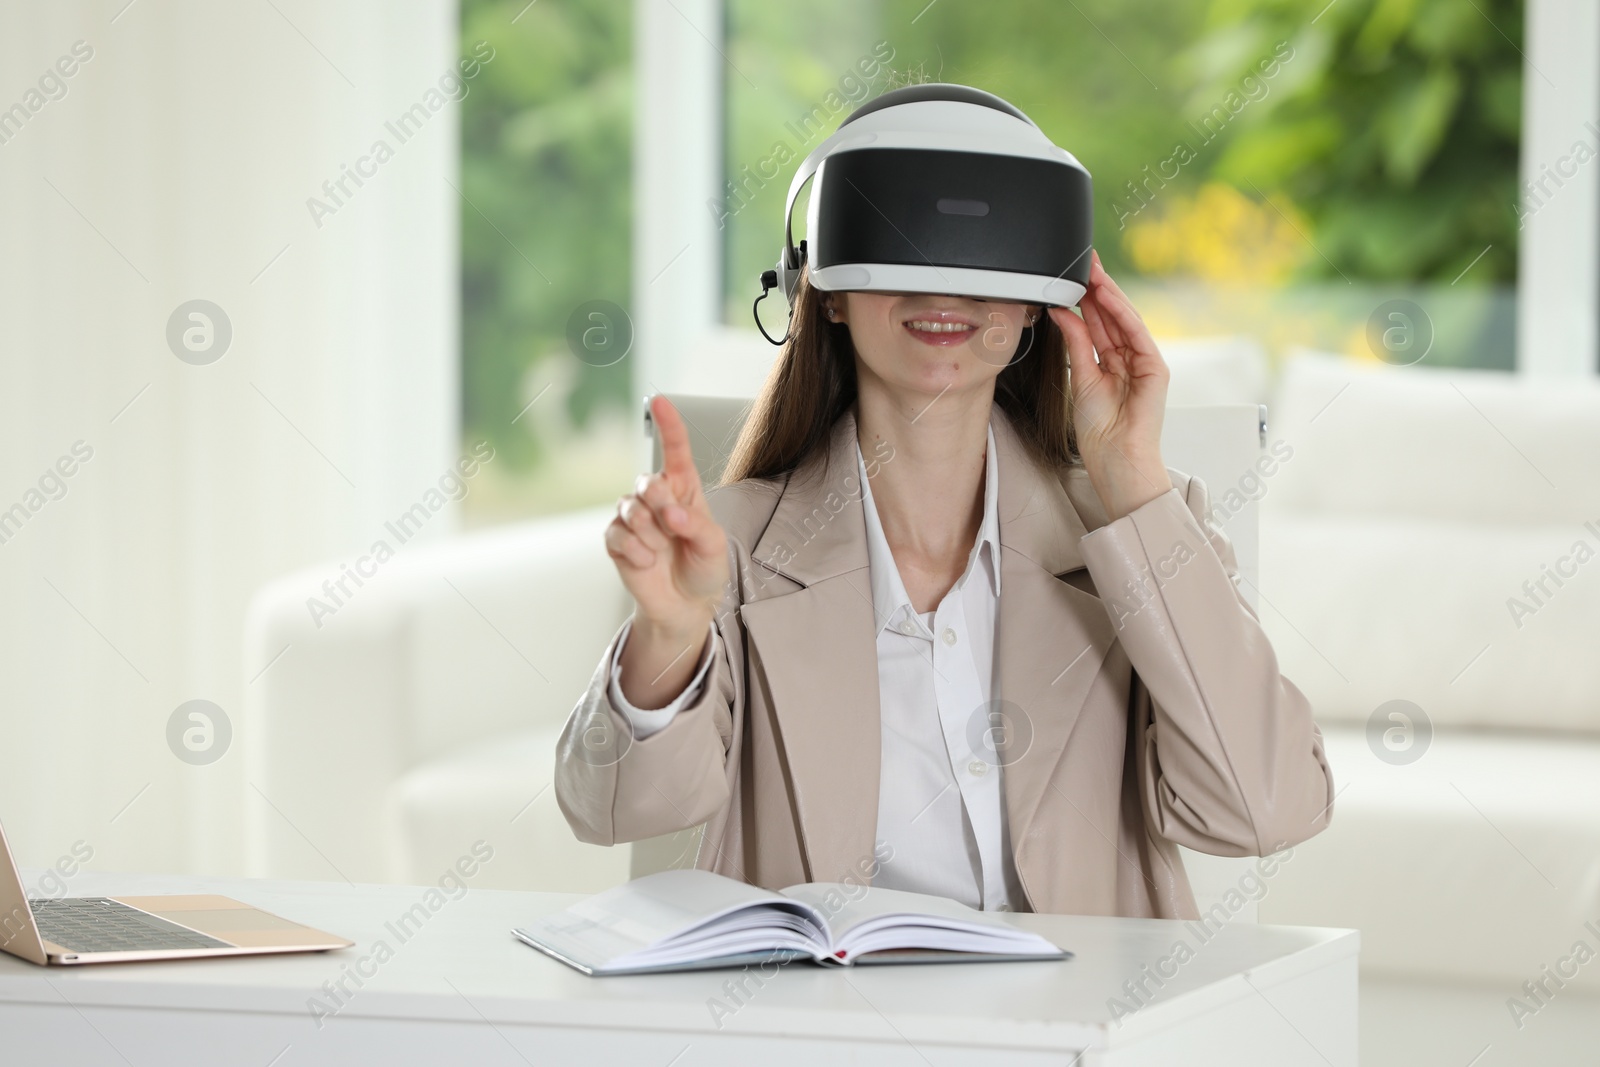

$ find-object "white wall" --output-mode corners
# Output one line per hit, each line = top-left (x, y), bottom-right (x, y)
(0, 1), (458, 880)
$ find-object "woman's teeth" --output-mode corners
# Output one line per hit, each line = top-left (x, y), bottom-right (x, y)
(905, 320), (974, 332)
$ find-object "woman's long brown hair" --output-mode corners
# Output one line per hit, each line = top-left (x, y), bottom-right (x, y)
(720, 269), (1079, 486)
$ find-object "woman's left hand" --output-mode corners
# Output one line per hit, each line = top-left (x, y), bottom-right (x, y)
(1050, 250), (1174, 522)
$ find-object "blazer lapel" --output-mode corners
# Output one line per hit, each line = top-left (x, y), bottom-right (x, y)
(739, 412), (883, 885)
(988, 413), (1120, 880)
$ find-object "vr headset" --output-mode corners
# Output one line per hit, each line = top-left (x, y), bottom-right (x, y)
(754, 83), (1093, 345)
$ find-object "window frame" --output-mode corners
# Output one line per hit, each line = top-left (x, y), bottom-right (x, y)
(1517, 0), (1600, 377)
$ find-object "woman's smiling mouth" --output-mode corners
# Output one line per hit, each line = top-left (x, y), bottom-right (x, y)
(902, 312), (978, 346)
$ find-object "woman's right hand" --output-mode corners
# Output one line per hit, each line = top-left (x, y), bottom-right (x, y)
(605, 396), (730, 707)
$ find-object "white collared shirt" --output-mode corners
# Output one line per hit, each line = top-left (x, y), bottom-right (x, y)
(856, 421), (1020, 911)
(606, 422), (1021, 911)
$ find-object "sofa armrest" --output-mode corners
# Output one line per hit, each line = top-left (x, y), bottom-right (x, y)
(243, 569), (417, 882)
(243, 504), (629, 883)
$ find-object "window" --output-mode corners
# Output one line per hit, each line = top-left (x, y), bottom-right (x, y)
(462, 0), (1593, 523)
(458, 0), (634, 525)
(718, 0), (1524, 374)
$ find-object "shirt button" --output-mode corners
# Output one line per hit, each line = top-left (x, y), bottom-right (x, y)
(899, 619), (916, 635)
(941, 628), (957, 646)
(968, 759), (988, 776)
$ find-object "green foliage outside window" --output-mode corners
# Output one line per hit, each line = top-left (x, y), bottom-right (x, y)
(1179, 0), (1522, 284)
(460, 0), (631, 472)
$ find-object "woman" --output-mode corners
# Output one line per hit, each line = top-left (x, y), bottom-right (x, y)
(555, 249), (1333, 922)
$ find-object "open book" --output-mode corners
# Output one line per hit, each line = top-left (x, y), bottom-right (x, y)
(512, 869), (1068, 976)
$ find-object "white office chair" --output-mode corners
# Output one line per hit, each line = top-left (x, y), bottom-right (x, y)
(639, 394), (1268, 920)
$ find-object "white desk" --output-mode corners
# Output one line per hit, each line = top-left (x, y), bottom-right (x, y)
(1, 871), (1357, 1066)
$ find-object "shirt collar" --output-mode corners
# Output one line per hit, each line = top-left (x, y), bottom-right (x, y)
(855, 420), (1002, 638)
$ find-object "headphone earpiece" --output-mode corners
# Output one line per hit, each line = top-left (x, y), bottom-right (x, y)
(779, 239), (807, 306)
(754, 239), (809, 346)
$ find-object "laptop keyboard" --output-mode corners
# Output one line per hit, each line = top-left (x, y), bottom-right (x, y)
(28, 897), (232, 954)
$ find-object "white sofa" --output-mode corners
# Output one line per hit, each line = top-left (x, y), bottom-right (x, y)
(1250, 351), (1600, 1062)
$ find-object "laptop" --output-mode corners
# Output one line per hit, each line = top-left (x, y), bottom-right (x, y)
(0, 816), (352, 965)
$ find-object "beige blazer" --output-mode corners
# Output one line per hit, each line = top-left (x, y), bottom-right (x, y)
(555, 405), (1335, 919)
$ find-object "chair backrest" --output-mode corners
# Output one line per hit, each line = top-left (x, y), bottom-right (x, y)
(642, 394), (753, 489)
(1157, 404), (1264, 607)
(646, 394), (1263, 599)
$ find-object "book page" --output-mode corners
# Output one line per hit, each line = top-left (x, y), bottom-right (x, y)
(779, 882), (1061, 961)
(518, 869), (828, 973)
(778, 882), (1003, 936)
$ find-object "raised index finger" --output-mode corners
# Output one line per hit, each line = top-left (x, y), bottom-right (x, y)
(651, 394), (703, 502)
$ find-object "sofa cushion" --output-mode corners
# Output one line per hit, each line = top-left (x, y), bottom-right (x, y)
(1269, 349), (1600, 525)
(1260, 512), (1600, 731)
(1261, 350), (1600, 732)
(1258, 724), (1600, 992)
(387, 727), (632, 894)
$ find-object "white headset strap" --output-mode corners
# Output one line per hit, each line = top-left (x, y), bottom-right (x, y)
(781, 138), (835, 270)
